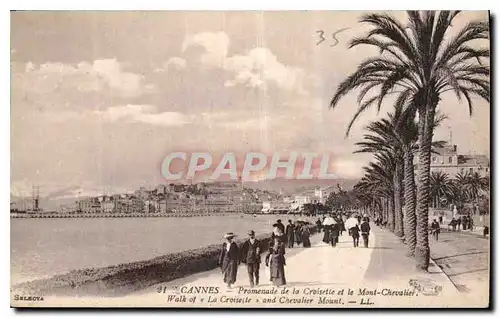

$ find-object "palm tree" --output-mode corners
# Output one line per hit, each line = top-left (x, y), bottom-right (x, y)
(330, 11), (489, 270)
(452, 171), (470, 208)
(355, 109), (447, 255)
(429, 172), (455, 208)
(455, 171), (489, 208)
(356, 170), (393, 226)
(467, 172), (489, 202)
(361, 153), (396, 229)
(355, 115), (404, 237)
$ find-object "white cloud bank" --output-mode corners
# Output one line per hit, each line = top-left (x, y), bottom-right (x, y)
(21, 58), (153, 98)
(93, 104), (192, 127)
(163, 31), (309, 94)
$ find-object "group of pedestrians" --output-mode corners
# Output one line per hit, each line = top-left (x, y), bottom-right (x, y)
(448, 214), (475, 232)
(218, 218), (312, 289)
(320, 212), (371, 248)
(281, 219), (312, 248)
(349, 216), (371, 248)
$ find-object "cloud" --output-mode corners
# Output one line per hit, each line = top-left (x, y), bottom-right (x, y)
(14, 59), (154, 99)
(177, 31), (309, 94)
(154, 57), (187, 73)
(224, 47), (307, 94)
(93, 104), (192, 127)
(182, 31), (229, 68)
(92, 59), (147, 97)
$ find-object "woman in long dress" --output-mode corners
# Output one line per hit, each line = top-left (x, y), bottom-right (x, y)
(302, 225), (311, 247)
(322, 224), (331, 244)
(266, 235), (286, 286)
(295, 222), (303, 246)
(218, 232), (239, 288)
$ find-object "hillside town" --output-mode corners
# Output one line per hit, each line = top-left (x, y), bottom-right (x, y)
(10, 180), (344, 217)
(11, 140), (489, 218)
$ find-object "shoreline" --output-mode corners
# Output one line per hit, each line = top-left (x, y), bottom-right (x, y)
(10, 212), (285, 219)
(12, 225), (319, 297)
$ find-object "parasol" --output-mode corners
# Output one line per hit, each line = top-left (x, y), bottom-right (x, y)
(322, 217), (337, 226)
(345, 217), (359, 229)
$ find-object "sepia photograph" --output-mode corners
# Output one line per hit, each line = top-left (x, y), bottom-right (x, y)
(9, 10), (490, 308)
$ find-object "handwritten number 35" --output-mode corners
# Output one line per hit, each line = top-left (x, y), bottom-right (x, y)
(316, 28), (350, 47)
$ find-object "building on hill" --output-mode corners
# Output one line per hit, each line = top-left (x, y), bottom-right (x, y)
(314, 186), (335, 204)
(261, 201), (290, 214)
(419, 142), (490, 178)
(290, 191), (321, 212)
(76, 197), (101, 214)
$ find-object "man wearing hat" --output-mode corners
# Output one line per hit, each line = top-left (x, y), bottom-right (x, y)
(218, 232), (239, 288)
(240, 230), (262, 287)
(271, 223), (284, 241)
(276, 219), (285, 234)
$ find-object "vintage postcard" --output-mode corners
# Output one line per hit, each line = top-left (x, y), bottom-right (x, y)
(10, 10), (490, 308)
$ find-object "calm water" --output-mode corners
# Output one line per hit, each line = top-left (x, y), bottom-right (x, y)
(11, 215), (312, 285)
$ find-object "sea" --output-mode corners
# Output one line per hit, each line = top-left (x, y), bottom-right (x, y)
(11, 214), (315, 285)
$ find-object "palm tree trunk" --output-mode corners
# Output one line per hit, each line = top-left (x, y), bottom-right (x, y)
(382, 197), (388, 225)
(415, 104), (436, 271)
(403, 148), (417, 256)
(394, 162), (404, 237)
(388, 195), (395, 231)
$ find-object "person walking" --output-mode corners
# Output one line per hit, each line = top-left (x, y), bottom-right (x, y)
(431, 219), (440, 241)
(350, 224), (360, 247)
(302, 225), (312, 247)
(330, 222), (340, 247)
(266, 234), (286, 287)
(469, 216), (474, 231)
(322, 223), (331, 244)
(457, 217), (462, 231)
(295, 222), (303, 246)
(316, 217), (322, 232)
(285, 220), (295, 248)
(360, 218), (371, 248)
(240, 230), (261, 287)
(450, 217), (457, 231)
(483, 226), (489, 238)
(337, 215), (345, 236)
(218, 232), (239, 288)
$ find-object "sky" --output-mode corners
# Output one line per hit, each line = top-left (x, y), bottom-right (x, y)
(10, 11), (490, 196)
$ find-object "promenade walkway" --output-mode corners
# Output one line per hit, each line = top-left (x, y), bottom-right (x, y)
(128, 226), (484, 308)
(141, 229), (375, 292)
(34, 225), (488, 308)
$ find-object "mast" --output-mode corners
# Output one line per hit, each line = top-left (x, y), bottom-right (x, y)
(32, 183), (35, 212)
(35, 184), (40, 211)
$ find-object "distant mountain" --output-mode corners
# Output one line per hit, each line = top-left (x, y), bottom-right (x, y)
(242, 178), (358, 195)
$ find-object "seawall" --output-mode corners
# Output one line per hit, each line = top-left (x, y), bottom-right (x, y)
(13, 225), (319, 297)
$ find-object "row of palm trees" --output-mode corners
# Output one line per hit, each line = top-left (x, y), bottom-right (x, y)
(430, 170), (489, 210)
(329, 11), (489, 270)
